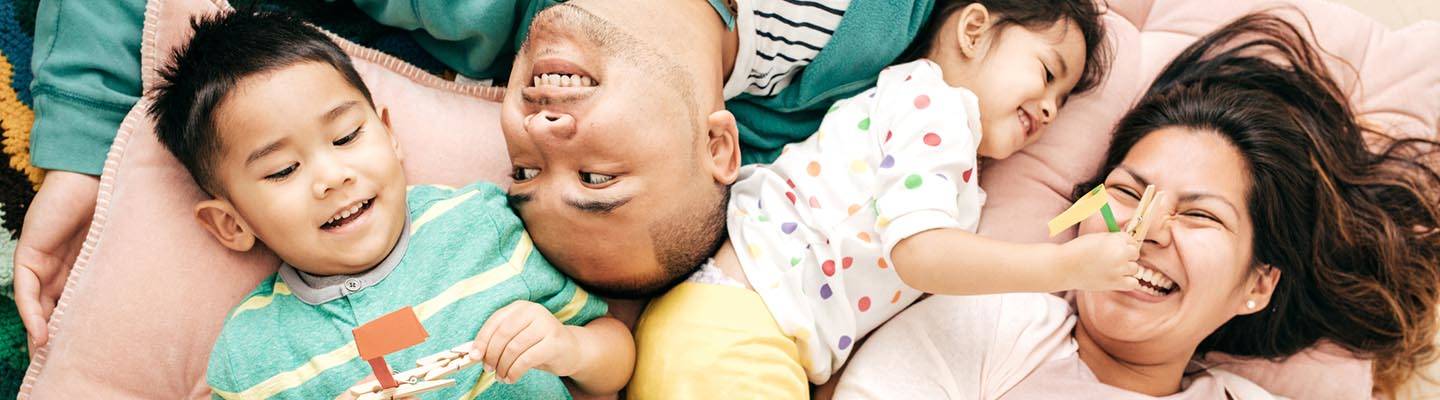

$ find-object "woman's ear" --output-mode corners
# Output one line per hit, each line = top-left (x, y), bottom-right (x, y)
(704, 110), (741, 185)
(1237, 264), (1282, 316)
(195, 199), (257, 252)
(953, 3), (993, 59)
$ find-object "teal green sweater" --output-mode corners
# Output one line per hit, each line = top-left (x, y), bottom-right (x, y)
(29, 0), (931, 173)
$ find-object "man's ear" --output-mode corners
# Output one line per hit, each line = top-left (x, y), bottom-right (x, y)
(704, 110), (741, 185)
(380, 106), (403, 160)
(195, 199), (257, 252)
(954, 3), (993, 59)
(1237, 264), (1281, 316)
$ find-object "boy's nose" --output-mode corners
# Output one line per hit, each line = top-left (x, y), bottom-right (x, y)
(526, 110), (577, 141)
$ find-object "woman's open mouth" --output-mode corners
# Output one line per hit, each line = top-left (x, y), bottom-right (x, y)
(1135, 264), (1180, 296)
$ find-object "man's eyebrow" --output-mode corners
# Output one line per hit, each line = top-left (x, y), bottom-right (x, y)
(244, 139), (285, 167)
(568, 196), (632, 215)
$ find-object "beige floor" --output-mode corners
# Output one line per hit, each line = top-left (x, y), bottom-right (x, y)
(1286, 1), (1439, 398)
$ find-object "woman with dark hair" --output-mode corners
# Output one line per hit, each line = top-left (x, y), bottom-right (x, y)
(832, 12), (1440, 399)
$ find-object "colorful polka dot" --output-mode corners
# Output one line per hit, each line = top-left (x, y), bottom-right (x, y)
(963, 168), (973, 183)
(857, 232), (872, 243)
(923, 132), (942, 146)
(914, 95), (931, 109)
(817, 130), (827, 141)
(748, 244), (762, 258)
(838, 335), (853, 350)
(842, 257), (854, 269)
(847, 204), (861, 216)
(786, 179), (797, 189)
(820, 284), (833, 299)
(808, 196), (821, 208)
(878, 258), (889, 269)
(885, 131), (893, 143)
(858, 296), (872, 312)
(891, 290), (903, 304)
(790, 257), (801, 266)
(822, 260), (836, 276)
(781, 222), (798, 234)
(807, 161), (822, 176)
(880, 155), (895, 169)
(786, 192), (797, 204)
(904, 174), (923, 189)
(857, 118), (871, 131)
(850, 159), (868, 173)
(877, 216), (891, 228)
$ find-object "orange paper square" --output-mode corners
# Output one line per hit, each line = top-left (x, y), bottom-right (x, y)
(353, 307), (429, 360)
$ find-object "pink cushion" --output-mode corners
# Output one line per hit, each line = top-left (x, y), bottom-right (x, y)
(19, 0), (1439, 398)
(977, 0), (1440, 398)
(17, 0), (510, 398)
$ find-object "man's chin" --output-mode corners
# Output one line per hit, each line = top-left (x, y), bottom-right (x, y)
(573, 268), (698, 300)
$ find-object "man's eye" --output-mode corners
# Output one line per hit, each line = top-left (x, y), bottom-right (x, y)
(512, 167), (540, 182)
(580, 172), (614, 185)
(266, 163), (298, 181)
(334, 127), (361, 146)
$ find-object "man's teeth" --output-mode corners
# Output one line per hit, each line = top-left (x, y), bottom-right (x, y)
(532, 73), (596, 88)
(1135, 265), (1178, 296)
(327, 200), (369, 225)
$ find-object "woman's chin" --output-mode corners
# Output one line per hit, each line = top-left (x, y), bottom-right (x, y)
(1078, 290), (1183, 342)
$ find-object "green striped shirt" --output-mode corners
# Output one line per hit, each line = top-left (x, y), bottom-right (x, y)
(208, 183), (606, 399)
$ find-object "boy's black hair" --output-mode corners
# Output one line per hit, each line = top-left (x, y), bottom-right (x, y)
(148, 10), (373, 194)
(899, 0), (1110, 95)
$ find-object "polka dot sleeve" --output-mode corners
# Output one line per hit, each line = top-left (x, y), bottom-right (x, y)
(866, 61), (986, 266)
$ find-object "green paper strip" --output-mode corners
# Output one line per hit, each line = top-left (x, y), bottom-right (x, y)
(1101, 203), (1119, 233)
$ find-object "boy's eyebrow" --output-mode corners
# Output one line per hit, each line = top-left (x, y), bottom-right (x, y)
(323, 100), (360, 123)
(245, 139), (286, 167)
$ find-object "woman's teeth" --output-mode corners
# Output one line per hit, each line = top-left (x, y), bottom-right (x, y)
(532, 73), (596, 88)
(1135, 265), (1179, 296)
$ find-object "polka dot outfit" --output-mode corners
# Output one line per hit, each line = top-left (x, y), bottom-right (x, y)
(728, 60), (986, 383)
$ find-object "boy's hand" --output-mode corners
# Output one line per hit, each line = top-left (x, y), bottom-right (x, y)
(472, 301), (579, 384)
(1059, 232), (1143, 292)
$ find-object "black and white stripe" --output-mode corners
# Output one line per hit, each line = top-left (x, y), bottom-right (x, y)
(741, 0), (850, 96)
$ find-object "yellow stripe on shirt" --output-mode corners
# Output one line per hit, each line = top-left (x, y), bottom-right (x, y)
(410, 189), (481, 234)
(553, 286), (592, 324)
(226, 234), (533, 399)
(229, 282), (293, 319)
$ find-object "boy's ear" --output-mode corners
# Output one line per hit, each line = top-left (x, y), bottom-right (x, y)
(704, 110), (741, 185)
(379, 107), (403, 160)
(195, 199), (257, 252)
(954, 3), (993, 59)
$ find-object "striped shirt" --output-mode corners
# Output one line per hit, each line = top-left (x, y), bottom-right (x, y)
(724, 0), (852, 98)
(207, 183), (607, 399)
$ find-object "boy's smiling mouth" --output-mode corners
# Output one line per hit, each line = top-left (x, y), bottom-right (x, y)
(321, 197), (375, 231)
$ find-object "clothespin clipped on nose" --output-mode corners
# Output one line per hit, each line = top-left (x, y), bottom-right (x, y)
(1123, 185), (1161, 241)
(1048, 184), (1120, 237)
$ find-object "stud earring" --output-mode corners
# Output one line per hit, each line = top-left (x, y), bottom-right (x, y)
(1246, 300), (1257, 309)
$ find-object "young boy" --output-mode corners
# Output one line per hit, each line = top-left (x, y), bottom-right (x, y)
(148, 11), (632, 399)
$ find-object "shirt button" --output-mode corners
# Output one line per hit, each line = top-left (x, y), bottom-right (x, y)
(344, 279), (363, 292)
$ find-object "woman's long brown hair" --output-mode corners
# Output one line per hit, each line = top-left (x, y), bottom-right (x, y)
(1074, 13), (1440, 395)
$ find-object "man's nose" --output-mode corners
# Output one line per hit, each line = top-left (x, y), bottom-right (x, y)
(526, 110), (577, 141)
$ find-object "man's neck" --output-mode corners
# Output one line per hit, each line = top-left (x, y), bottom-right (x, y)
(1074, 319), (1192, 396)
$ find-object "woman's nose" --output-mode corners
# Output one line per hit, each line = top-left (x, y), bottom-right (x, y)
(526, 110), (577, 141)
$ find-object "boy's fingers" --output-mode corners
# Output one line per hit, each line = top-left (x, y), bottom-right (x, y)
(495, 326), (546, 382)
(472, 304), (523, 358)
(504, 349), (548, 384)
(484, 316), (535, 372)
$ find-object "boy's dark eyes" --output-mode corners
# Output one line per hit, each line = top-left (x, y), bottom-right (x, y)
(265, 163), (297, 181)
(333, 127), (362, 146)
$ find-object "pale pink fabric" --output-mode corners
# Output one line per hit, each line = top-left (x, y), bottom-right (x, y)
(18, 0), (1439, 398)
(17, 0), (510, 398)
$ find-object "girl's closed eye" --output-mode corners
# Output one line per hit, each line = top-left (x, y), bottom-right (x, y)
(333, 126), (362, 146)
(266, 163), (298, 181)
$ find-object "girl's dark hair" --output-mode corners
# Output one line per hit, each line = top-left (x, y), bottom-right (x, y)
(899, 0), (1109, 94)
(1074, 13), (1440, 394)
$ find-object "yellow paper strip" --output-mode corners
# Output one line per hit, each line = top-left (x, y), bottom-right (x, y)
(1048, 184), (1112, 237)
